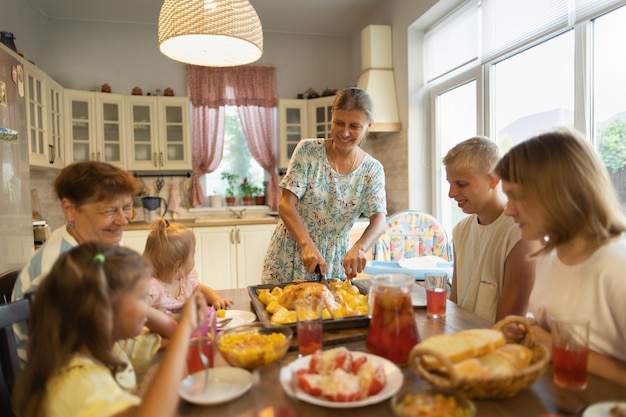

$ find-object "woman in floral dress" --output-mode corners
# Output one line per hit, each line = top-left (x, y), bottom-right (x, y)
(262, 87), (387, 284)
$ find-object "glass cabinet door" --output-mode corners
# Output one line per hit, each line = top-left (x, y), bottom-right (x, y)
(128, 97), (157, 169)
(156, 97), (191, 170)
(67, 91), (94, 163)
(26, 71), (45, 161)
(97, 93), (125, 167)
(278, 99), (307, 170)
(48, 81), (64, 167)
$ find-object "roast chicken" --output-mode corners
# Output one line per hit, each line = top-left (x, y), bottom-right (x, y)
(279, 282), (341, 314)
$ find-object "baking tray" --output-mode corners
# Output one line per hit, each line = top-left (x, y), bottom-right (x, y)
(247, 282), (370, 331)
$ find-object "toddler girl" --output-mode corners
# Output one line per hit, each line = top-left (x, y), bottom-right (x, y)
(144, 217), (233, 313)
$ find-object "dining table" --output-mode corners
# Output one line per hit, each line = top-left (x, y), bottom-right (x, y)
(156, 286), (626, 417)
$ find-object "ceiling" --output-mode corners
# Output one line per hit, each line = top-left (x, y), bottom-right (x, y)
(29, 0), (384, 37)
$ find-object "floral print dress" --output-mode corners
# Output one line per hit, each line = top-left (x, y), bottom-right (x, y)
(262, 139), (386, 284)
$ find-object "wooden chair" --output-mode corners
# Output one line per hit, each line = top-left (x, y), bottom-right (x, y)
(0, 269), (20, 304)
(0, 299), (29, 417)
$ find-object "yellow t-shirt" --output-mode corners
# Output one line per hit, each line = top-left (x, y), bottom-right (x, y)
(46, 348), (140, 417)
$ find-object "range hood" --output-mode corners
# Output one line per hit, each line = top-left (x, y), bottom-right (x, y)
(356, 25), (401, 133)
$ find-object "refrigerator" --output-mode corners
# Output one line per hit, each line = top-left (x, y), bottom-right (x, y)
(0, 43), (33, 273)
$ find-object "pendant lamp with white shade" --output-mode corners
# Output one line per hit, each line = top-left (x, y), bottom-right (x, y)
(158, 0), (263, 67)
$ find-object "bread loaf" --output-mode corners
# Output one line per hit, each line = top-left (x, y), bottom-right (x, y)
(453, 343), (532, 378)
(418, 329), (505, 370)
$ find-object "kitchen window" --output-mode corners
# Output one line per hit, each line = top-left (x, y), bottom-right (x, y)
(426, 1), (626, 234)
(199, 106), (265, 201)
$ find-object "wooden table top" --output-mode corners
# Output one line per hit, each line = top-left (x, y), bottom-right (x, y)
(169, 287), (626, 417)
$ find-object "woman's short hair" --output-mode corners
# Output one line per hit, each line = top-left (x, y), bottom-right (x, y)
(144, 217), (195, 277)
(494, 128), (626, 252)
(55, 161), (139, 207)
(332, 87), (374, 122)
(442, 136), (500, 175)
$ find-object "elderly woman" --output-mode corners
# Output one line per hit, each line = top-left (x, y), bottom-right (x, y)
(13, 162), (177, 373)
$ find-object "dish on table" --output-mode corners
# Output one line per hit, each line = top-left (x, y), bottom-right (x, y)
(179, 367), (253, 405)
(583, 401), (626, 417)
(279, 351), (403, 408)
(220, 310), (257, 329)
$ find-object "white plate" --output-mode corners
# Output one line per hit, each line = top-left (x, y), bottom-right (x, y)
(279, 352), (403, 408)
(583, 401), (626, 417)
(179, 367), (253, 405)
(221, 310), (257, 329)
(411, 293), (427, 307)
(411, 283), (427, 307)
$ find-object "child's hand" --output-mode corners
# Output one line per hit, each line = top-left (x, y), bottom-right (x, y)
(212, 298), (234, 310)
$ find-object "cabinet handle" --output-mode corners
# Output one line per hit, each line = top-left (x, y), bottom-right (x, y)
(97, 152), (101, 161)
(230, 229), (235, 245)
(236, 228), (241, 244)
(48, 144), (55, 164)
(152, 152), (158, 167)
(91, 152), (95, 161)
(159, 151), (164, 167)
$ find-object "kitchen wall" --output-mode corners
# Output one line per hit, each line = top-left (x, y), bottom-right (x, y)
(3, 0), (464, 222)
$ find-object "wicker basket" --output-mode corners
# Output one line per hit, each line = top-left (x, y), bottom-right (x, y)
(408, 316), (550, 399)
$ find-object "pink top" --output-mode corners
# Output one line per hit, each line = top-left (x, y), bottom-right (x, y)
(148, 269), (200, 314)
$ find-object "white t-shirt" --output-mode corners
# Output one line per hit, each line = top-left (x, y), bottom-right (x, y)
(453, 211), (522, 322)
(529, 238), (626, 362)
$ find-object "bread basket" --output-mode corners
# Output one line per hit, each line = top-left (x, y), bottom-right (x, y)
(409, 316), (550, 399)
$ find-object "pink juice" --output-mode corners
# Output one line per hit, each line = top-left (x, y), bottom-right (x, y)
(552, 343), (588, 389)
(366, 289), (419, 364)
(297, 321), (323, 356)
(426, 288), (446, 318)
(187, 337), (214, 375)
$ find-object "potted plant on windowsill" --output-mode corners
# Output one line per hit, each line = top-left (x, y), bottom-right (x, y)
(239, 177), (256, 206)
(221, 172), (239, 207)
(254, 180), (268, 205)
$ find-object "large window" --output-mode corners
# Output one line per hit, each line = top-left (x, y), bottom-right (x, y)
(593, 5), (626, 209)
(200, 106), (265, 202)
(491, 31), (575, 149)
(432, 78), (478, 233)
(427, 1), (626, 234)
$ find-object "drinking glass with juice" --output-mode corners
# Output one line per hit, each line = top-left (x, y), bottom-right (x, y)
(295, 295), (323, 356)
(187, 307), (216, 374)
(549, 315), (590, 390)
(425, 272), (447, 318)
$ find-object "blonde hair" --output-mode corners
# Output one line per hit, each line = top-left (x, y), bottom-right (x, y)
(494, 128), (626, 254)
(14, 243), (151, 417)
(442, 136), (500, 175)
(144, 217), (195, 279)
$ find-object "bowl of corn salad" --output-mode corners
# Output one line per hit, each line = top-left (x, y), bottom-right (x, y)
(217, 323), (293, 370)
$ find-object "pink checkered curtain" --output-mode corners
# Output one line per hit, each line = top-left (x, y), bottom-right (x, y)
(186, 65), (278, 208)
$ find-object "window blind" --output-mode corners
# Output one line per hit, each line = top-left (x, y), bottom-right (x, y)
(424, 0), (479, 82)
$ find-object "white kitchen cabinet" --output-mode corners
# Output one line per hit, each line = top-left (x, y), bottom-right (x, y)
(24, 61), (65, 168)
(65, 90), (126, 168)
(193, 224), (275, 290)
(126, 96), (191, 171)
(278, 99), (307, 169)
(122, 229), (149, 254)
(278, 95), (334, 170)
(307, 95), (334, 140)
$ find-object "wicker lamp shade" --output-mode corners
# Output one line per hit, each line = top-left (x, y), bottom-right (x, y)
(158, 0), (263, 67)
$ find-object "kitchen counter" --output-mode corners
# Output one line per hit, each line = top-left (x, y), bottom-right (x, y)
(125, 216), (279, 230)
